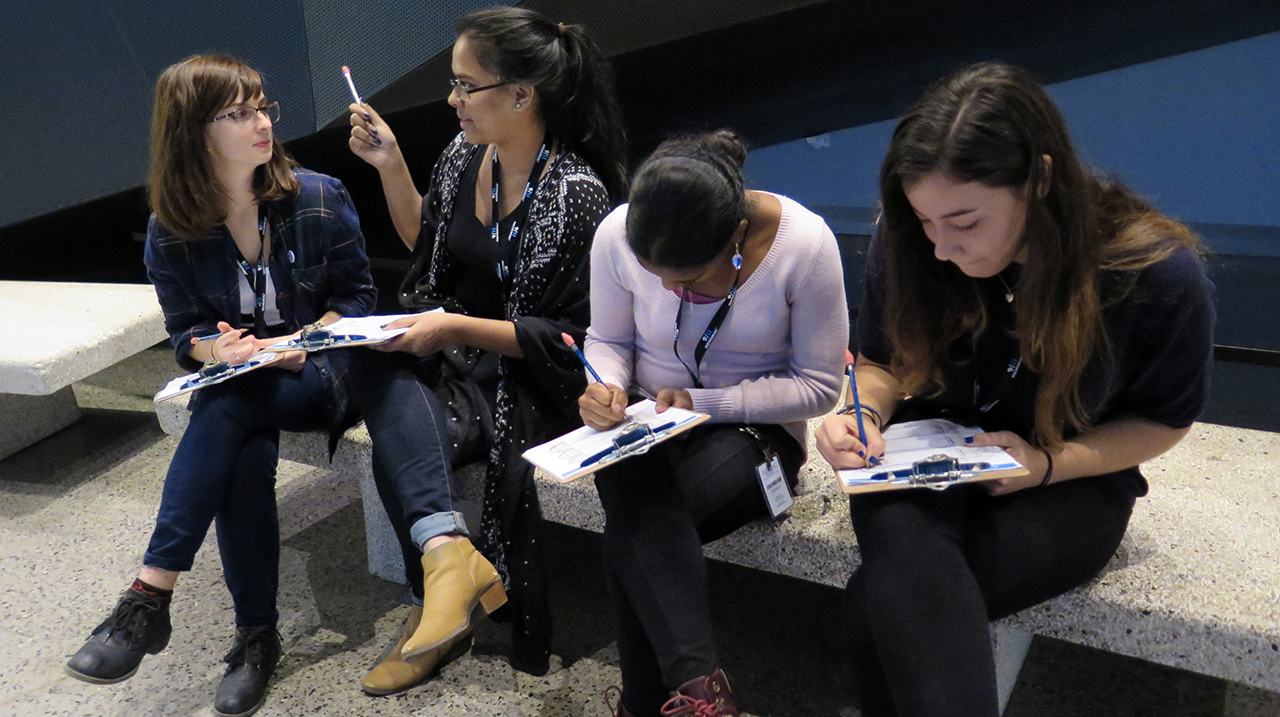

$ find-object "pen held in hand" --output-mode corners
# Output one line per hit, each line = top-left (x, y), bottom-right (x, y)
(341, 65), (364, 105)
(844, 349), (877, 467)
(561, 333), (604, 384)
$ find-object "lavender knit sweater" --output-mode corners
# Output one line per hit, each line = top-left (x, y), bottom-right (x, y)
(584, 194), (849, 447)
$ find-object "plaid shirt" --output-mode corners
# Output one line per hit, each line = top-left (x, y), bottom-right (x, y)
(144, 169), (376, 370)
(144, 169), (377, 440)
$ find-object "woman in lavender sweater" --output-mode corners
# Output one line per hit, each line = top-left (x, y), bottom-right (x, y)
(579, 130), (848, 717)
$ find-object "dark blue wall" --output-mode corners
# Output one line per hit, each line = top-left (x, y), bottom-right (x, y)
(745, 30), (1280, 256)
(0, 0), (497, 228)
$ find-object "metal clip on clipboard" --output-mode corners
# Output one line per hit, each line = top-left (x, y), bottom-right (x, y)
(872, 453), (992, 491)
(609, 421), (659, 460)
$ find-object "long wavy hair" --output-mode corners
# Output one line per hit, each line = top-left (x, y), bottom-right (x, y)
(457, 7), (628, 202)
(879, 62), (1200, 448)
(148, 55), (298, 239)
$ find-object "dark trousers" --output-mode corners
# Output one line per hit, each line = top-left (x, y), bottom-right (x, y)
(844, 474), (1136, 717)
(594, 423), (804, 717)
(345, 349), (470, 600)
(144, 360), (335, 627)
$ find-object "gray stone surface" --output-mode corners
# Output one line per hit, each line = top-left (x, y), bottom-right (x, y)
(0, 388), (81, 461)
(0, 281), (166, 395)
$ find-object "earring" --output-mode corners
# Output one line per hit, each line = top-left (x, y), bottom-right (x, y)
(731, 243), (743, 270)
(515, 102), (523, 109)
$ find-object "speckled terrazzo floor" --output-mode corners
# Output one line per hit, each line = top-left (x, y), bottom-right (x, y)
(1, 346), (1277, 717)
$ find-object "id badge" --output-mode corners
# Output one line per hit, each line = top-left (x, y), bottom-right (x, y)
(756, 455), (793, 518)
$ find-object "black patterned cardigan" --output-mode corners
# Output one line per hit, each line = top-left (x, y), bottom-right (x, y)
(400, 132), (612, 674)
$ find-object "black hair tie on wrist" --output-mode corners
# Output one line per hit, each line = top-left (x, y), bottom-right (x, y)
(1039, 449), (1054, 487)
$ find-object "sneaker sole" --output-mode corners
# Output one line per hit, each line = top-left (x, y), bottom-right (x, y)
(63, 662), (139, 685)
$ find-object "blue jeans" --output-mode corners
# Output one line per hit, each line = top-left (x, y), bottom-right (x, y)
(346, 349), (468, 601)
(144, 359), (337, 627)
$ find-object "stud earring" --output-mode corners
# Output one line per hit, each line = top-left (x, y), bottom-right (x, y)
(731, 243), (743, 270)
(515, 103), (523, 109)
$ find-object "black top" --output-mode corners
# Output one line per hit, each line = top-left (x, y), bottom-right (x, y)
(446, 146), (529, 320)
(858, 235), (1215, 495)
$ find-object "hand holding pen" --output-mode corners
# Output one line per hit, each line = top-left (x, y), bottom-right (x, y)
(566, 333), (629, 430)
(190, 321), (257, 365)
(343, 66), (399, 169)
(815, 350), (886, 470)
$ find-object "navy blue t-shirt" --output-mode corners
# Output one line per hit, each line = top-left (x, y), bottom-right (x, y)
(857, 235), (1215, 495)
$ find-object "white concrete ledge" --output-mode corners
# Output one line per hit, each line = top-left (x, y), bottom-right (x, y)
(0, 281), (167, 396)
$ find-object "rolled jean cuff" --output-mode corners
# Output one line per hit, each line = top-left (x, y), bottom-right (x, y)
(411, 593), (424, 607)
(141, 552), (194, 573)
(410, 511), (469, 549)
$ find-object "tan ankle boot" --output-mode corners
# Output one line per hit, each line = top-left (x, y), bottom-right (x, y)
(362, 606), (471, 695)
(402, 538), (507, 658)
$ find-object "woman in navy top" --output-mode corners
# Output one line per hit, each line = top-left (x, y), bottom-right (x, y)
(816, 62), (1214, 717)
(65, 55), (376, 717)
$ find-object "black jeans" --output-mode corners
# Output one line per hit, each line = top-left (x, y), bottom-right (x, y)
(844, 474), (1137, 717)
(594, 422), (804, 717)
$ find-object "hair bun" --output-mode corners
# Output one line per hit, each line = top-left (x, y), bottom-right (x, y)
(703, 129), (747, 170)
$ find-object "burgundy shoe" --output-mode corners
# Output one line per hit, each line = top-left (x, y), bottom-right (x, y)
(660, 669), (740, 716)
(604, 685), (635, 716)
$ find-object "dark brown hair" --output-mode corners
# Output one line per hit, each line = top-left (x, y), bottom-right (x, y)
(878, 62), (1200, 449)
(457, 7), (628, 202)
(148, 54), (298, 239)
(626, 129), (748, 269)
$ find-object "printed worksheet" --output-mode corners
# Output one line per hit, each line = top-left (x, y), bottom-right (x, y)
(837, 418), (1026, 492)
(523, 400), (708, 482)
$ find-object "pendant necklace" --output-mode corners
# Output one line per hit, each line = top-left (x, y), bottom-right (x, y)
(996, 272), (1015, 303)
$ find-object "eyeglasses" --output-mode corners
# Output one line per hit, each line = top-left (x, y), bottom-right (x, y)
(211, 101), (281, 125)
(448, 78), (505, 102)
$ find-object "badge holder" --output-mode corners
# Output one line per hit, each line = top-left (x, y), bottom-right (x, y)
(740, 426), (793, 518)
(871, 454), (992, 491)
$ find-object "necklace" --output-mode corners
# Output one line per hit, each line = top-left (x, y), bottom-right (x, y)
(996, 272), (1015, 303)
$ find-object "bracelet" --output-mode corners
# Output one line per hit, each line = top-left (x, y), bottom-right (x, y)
(1039, 448), (1055, 487)
(837, 404), (883, 430)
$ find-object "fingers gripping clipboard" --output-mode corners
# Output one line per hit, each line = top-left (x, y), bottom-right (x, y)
(837, 419), (1029, 494)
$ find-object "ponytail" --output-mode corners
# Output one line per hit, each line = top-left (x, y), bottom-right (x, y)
(457, 8), (628, 202)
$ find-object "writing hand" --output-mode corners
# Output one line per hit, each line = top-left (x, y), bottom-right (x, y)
(579, 382), (628, 430)
(815, 413), (885, 470)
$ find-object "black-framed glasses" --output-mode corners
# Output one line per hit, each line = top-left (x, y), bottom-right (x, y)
(448, 78), (505, 102)
(211, 101), (281, 125)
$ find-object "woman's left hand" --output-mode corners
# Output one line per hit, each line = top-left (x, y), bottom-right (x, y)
(271, 350), (308, 373)
(966, 430), (1051, 496)
(653, 388), (693, 412)
(376, 312), (461, 356)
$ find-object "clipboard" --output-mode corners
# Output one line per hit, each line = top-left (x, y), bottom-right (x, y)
(522, 399), (710, 482)
(837, 418), (1029, 494)
(155, 351), (283, 402)
(259, 311), (439, 353)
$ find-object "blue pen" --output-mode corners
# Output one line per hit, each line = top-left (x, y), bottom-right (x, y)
(844, 349), (878, 467)
(562, 332), (604, 384)
(580, 420), (676, 468)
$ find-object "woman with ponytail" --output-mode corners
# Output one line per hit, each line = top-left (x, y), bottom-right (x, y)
(344, 6), (626, 693)
(816, 62), (1214, 716)
(580, 130), (848, 716)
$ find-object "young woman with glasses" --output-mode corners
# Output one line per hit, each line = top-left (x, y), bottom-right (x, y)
(578, 130), (849, 717)
(65, 55), (377, 717)
(816, 62), (1214, 716)
(344, 6), (627, 693)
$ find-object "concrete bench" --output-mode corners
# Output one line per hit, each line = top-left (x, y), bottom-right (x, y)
(0, 281), (167, 460)
(155, 397), (1280, 712)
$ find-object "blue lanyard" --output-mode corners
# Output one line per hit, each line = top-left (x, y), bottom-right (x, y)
(490, 139), (551, 283)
